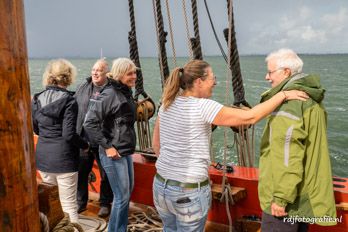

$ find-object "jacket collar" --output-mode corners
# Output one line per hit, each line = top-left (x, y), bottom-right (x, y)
(110, 80), (133, 98)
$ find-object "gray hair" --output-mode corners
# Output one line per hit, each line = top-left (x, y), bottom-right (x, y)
(265, 48), (303, 74)
(94, 58), (109, 72)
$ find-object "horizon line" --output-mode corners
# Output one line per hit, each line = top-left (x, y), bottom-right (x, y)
(28, 52), (348, 59)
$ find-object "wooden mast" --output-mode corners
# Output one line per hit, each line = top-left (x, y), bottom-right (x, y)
(0, 0), (40, 231)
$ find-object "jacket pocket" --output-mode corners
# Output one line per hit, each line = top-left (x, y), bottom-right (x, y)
(112, 117), (136, 155)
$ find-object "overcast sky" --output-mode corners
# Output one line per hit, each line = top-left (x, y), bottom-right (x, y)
(24, 0), (348, 58)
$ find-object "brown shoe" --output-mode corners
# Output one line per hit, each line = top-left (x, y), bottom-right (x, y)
(98, 206), (110, 217)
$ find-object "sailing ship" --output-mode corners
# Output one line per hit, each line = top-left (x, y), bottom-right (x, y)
(92, 1), (348, 231)
(1, 0), (347, 231)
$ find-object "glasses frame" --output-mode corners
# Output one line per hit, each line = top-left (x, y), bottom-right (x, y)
(267, 68), (284, 77)
(203, 75), (217, 81)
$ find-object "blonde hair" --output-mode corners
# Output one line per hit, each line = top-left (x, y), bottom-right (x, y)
(162, 60), (210, 110)
(42, 59), (76, 87)
(109, 58), (137, 81)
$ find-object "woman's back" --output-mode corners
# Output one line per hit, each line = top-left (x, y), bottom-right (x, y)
(32, 86), (83, 173)
(156, 96), (222, 183)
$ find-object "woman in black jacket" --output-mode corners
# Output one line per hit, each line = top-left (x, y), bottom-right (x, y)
(32, 59), (88, 223)
(84, 58), (137, 232)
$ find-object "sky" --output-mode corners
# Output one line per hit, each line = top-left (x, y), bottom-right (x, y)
(24, 0), (348, 58)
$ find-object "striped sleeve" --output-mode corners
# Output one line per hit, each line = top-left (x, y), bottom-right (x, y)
(199, 99), (223, 123)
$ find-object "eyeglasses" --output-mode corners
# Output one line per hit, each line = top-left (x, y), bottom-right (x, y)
(205, 75), (217, 81)
(267, 68), (284, 77)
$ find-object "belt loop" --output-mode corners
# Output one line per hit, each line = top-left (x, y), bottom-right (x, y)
(164, 179), (168, 188)
(198, 181), (201, 191)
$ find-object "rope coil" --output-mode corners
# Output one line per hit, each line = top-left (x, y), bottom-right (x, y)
(128, 206), (163, 231)
(52, 213), (84, 232)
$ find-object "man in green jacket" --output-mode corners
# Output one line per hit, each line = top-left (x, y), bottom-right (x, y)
(258, 48), (337, 231)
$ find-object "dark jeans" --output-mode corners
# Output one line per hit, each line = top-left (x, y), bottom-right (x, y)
(77, 146), (113, 208)
(261, 212), (309, 232)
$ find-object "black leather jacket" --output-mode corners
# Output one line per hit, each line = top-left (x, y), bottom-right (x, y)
(83, 80), (136, 156)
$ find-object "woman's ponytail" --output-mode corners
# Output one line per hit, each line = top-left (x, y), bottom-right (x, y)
(162, 67), (182, 110)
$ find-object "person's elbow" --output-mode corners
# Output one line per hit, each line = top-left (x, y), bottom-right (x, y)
(213, 108), (257, 127)
(246, 113), (258, 125)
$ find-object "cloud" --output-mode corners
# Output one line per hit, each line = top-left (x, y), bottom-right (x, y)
(25, 1), (348, 56)
(243, 6), (348, 54)
(322, 8), (348, 34)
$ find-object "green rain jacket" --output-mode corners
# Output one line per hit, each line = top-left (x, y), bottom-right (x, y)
(258, 73), (337, 226)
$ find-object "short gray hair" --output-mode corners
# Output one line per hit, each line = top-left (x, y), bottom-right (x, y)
(94, 58), (109, 72)
(265, 48), (303, 74)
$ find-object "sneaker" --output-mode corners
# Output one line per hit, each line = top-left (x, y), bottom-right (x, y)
(98, 206), (110, 217)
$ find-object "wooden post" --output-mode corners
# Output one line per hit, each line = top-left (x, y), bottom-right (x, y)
(0, 0), (40, 231)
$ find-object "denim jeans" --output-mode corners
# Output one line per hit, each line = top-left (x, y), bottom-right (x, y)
(99, 148), (134, 232)
(153, 176), (211, 232)
(77, 146), (113, 208)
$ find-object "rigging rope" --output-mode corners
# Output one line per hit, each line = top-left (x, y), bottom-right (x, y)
(128, 0), (155, 153)
(164, 0), (177, 66)
(218, 0), (256, 230)
(153, 0), (170, 87)
(217, 2), (234, 231)
(224, 0), (255, 168)
(152, 0), (164, 88)
(128, 0), (147, 100)
(190, 0), (203, 60)
(223, 0), (249, 107)
(234, 125), (255, 167)
(203, 0), (228, 62)
(181, 0), (193, 59)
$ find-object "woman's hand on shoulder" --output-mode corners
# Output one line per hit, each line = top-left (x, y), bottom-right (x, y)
(282, 90), (309, 102)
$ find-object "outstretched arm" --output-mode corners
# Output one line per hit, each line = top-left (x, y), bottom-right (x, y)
(212, 90), (308, 127)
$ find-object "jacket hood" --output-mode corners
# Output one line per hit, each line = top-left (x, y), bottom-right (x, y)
(33, 86), (73, 118)
(261, 73), (325, 104)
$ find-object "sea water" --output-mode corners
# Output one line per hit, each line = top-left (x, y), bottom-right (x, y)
(28, 55), (348, 177)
